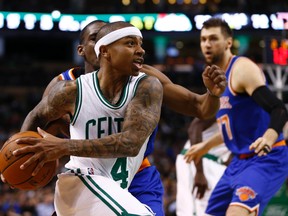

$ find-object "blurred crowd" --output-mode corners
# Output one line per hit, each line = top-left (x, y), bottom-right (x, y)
(1, 0), (287, 14)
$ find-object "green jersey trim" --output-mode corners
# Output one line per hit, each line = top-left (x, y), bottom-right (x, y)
(71, 78), (82, 125)
(92, 71), (131, 110)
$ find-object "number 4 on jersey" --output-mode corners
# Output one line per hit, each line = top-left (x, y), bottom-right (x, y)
(111, 157), (129, 189)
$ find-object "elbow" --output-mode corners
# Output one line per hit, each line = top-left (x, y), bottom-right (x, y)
(129, 147), (141, 157)
(119, 135), (143, 157)
(199, 104), (219, 120)
(124, 143), (142, 157)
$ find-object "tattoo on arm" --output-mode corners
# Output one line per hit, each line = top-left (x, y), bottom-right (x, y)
(21, 81), (77, 132)
(68, 76), (163, 158)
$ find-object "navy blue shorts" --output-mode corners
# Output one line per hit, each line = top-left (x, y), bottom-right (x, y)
(206, 146), (288, 216)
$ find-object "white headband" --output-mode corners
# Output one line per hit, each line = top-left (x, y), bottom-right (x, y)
(94, 26), (142, 58)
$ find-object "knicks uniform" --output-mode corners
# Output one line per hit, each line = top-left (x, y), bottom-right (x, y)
(54, 71), (155, 216)
(59, 68), (164, 215)
(176, 122), (230, 216)
(206, 56), (288, 215)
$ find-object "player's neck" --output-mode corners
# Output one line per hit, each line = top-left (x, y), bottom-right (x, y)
(85, 63), (98, 74)
(97, 69), (129, 104)
(222, 53), (234, 72)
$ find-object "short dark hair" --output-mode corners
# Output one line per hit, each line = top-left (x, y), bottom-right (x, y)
(79, 20), (106, 44)
(95, 21), (133, 42)
(202, 18), (233, 38)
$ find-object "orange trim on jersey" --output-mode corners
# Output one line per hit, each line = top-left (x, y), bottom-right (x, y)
(68, 68), (76, 80)
(239, 140), (286, 159)
(137, 157), (151, 173)
(58, 68), (76, 81)
(230, 202), (259, 216)
(272, 139), (286, 147)
(227, 56), (239, 96)
(59, 74), (65, 81)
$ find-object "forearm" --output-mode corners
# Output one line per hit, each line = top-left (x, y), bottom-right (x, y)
(196, 92), (220, 119)
(262, 128), (279, 146)
(21, 110), (48, 132)
(189, 118), (216, 172)
(252, 86), (288, 136)
(203, 132), (223, 152)
(68, 131), (146, 158)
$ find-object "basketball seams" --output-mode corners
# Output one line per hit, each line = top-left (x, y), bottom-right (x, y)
(1, 153), (34, 174)
(13, 161), (56, 189)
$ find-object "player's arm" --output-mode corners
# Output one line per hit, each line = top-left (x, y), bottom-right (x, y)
(142, 64), (226, 119)
(188, 118), (216, 199)
(21, 80), (77, 132)
(14, 76), (163, 175)
(28, 68), (83, 136)
(233, 58), (288, 156)
(184, 131), (223, 164)
(37, 74), (71, 137)
(42, 75), (62, 98)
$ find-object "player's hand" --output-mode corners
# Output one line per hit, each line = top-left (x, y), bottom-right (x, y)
(1, 174), (6, 183)
(249, 137), (272, 157)
(193, 171), (208, 199)
(202, 65), (226, 97)
(13, 127), (68, 176)
(1, 174), (15, 189)
(184, 142), (208, 164)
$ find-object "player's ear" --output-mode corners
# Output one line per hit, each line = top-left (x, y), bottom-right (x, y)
(99, 45), (109, 58)
(77, 44), (85, 57)
(226, 37), (233, 50)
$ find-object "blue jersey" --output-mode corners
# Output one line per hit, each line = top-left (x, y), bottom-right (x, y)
(208, 56), (288, 216)
(216, 56), (284, 155)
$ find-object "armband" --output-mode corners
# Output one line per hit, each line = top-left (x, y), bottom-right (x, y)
(252, 86), (288, 134)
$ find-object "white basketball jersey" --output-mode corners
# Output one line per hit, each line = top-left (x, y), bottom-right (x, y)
(65, 71), (150, 189)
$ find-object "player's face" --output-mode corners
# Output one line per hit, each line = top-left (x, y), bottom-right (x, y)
(107, 36), (145, 76)
(200, 27), (228, 66)
(80, 22), (106, 71)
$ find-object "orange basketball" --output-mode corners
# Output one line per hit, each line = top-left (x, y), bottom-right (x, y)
(0, 131), (58, 190)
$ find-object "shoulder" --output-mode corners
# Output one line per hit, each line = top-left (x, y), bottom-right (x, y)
(49, 80), (77, 101)
(233, 57), (262, 75)
(135, 75), (163, 98)
(139, 74), (162, 88)
(232, 56), (265, 94)
(42, 75), (62, 98)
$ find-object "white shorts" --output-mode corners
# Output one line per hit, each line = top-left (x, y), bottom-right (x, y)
(54, 171), (154, 216)
(176, 154), (227, 216)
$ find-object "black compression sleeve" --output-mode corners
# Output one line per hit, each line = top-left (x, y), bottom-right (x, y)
(251, 85), (288, 135)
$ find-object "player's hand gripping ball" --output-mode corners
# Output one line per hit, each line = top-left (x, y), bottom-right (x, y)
(0, 131), (58, 190)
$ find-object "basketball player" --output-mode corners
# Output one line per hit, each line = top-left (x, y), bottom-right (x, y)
(12, 21), (162, 215)
(176, 117), (231, 216)
(0, 20), (227, 215)
(30, 20), (226, 215)
(185, 18), (288, 216)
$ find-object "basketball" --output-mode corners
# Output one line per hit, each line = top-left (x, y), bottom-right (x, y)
(0, 131), (58, 190)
